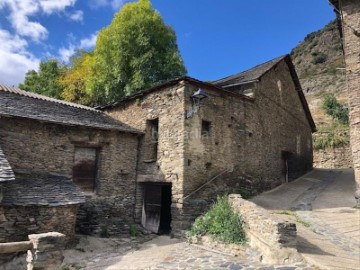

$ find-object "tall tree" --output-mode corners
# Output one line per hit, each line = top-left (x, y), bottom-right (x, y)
(19, 59), (65, 99)
(89, 0), (187, 104)
(60, 50), (95, 106)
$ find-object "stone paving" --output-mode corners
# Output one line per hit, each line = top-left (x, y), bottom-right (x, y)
(150, 242), (313, 270)
(68, 236), (314, 270)
(62, 168), (360, 270)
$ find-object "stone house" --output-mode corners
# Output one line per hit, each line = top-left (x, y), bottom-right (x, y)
(0, 54), (315, 238)
(329, 0), (360, 197)
(102, 54), (316, 233)
(0, 85), (141, 240)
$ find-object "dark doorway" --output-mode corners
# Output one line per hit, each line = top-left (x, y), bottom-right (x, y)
(73, 147), (98, 192)
(142, 183), (172, 234)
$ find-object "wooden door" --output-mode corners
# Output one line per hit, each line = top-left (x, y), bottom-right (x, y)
(142, 184), (162, 233)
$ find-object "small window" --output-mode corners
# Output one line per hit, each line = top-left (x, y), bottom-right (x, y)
(145, 118), (159, 161)
(201, 120), (211, 138)
(73, 147), (98, 193)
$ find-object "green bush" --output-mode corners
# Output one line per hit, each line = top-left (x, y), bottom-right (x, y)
(129, 224), (139, 237)
(312, 52), (328, 64)
(188, 196), (247, 244)
(322, 93), (349, 124)
(100, 225), (109, 238)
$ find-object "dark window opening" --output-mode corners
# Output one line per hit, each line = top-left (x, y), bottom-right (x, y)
(73, 147), (98, 193)
(201, 120), (211, 137)
(146, 118), (159, 161)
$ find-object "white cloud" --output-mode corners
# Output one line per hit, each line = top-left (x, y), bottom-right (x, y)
(58, 33), (98, 62)
(0, 29), (40, 86)
(80, 33), (98, 48)
(39, 0), (76, 14)
(89, 0), (125, 10)
(0, 0), (78, 41)
(68, 10), (84, 22)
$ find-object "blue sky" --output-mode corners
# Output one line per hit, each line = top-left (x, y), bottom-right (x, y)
(0, 0), (336, 86)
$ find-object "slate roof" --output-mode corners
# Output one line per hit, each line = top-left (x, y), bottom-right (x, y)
(213, 55), (286, 88)
(99, 76), (253, 110)
(0, 84), (141, 134)
(0, 173), (85, 206)
(0, 147), (15, 182)
(213, 55), (316, 132)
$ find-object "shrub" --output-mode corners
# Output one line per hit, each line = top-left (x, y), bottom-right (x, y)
(313, 123), (349, 150)
(312, 52), (328, 64)
(322, 93), (349, 124)
(100, 225), (109, 238)
(188, 196), (247, 244)
(129, 224), (139, 237)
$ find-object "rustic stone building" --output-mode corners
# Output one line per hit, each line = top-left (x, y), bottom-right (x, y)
(0, 85), (141, 239)
(0, 55), (315, 237)
(102, 54), (315, 233)
(329, 0), (360, 197)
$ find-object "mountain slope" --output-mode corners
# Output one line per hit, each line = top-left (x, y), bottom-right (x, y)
(292, 20), (347, 126)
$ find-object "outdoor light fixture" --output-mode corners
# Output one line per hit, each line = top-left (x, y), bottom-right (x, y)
(186, 89), (208, 118)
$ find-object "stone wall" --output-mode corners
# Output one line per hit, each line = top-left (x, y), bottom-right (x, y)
(181, 60), (313, 228)
(313, 145), (353, 168)
(0, 117), (139, 235)
(229, 194), (302, 264)
(339, 0), (360, 190)
(106, 67), (314, 232)
(0, 205), (77, 243)
(105, 84), (187, 228)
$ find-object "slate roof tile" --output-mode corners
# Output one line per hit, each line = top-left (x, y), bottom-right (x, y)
(0, 173), (85, 206)
(0, 85), (141, 134)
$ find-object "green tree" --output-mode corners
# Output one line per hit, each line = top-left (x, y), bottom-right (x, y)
(19, 59), (65, 99)
(89, 0), (187, 104)
(60, 50), (95, 106)
(322, 93), (349, 125)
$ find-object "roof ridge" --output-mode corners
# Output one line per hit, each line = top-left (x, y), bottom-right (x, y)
(0, 84), (99, 112)
(213, 54), (288, 84)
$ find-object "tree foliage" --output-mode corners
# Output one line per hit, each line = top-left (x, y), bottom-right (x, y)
(60, 50), (95, 106)
(19, 59), (65, 99)
(88, 0), (187, 104)
(18, 0), (186, 106)
(322, 93), (349, 125)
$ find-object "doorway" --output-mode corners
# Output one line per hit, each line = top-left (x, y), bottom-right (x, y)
(142, 183), (172, 234)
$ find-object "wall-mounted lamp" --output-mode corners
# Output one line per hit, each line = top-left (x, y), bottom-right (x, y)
(186, 89), (208, 119)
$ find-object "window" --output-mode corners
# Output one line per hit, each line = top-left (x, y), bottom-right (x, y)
(145, 118), (159, 161)
(73, 147), (98, 193)
(201, 120), (211, 137)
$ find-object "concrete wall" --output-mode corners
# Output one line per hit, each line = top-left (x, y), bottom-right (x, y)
(339, 0), (360, 190)
(0, 117), (139, 235)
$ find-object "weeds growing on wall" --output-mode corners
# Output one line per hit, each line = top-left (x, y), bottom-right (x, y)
(313, 123), (349, 150)
(188, 196), (247, 244)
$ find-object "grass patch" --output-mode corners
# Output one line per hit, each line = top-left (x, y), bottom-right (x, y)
(100, 225), (109, 238)
(188, 196), (247, 245)
(313, 122), (349, 150)
(354, 204), (360, 210)
(129, 224), (139, 237)
(273, 210), (311, 228)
